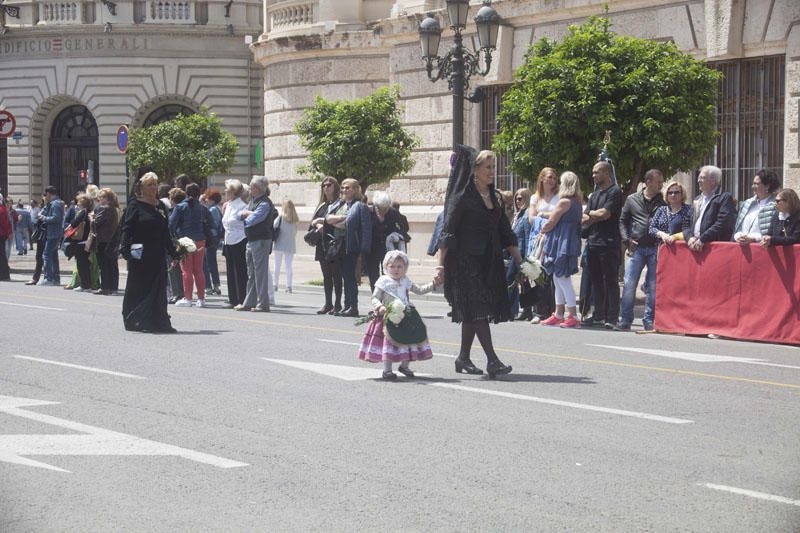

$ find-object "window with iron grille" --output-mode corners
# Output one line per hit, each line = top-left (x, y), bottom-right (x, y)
(480, 84), (518, 193)
(705, 55), (785, 200)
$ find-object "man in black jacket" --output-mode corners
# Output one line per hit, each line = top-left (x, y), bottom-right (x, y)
(688, 165), (735, 251)
(615, 169), (665, 331)
(581, 161), (624, 328)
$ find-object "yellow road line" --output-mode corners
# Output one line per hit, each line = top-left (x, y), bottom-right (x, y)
(4, 290), (800, 390)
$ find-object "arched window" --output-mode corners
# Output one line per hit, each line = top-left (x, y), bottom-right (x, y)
(143, 104), (195, 127)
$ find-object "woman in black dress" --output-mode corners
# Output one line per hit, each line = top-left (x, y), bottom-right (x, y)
(434, 147), (523, 378)
(308, 177), (343, 314)
(121, 172), (178, 333)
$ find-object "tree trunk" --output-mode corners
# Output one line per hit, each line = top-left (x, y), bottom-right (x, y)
(626, 158), (646, 195)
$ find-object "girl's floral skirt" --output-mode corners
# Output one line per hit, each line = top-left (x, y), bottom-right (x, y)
(357, 311), (433, 363)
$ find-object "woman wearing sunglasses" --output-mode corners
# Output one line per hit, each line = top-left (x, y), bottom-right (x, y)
(760, 189), (800, 247)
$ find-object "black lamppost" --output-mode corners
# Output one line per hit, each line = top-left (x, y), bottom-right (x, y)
(418, 0), (501, 149)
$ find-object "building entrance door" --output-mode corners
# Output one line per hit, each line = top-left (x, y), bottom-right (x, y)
(49, 105), (99, 198)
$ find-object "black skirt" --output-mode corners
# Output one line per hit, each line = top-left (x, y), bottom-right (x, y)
(445, 250), (512, 324)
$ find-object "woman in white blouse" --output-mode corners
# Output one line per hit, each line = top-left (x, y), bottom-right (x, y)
(527, 167), (559, 323)
(221, 179), (248, 308)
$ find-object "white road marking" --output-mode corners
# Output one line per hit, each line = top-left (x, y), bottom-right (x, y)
(701, 483), (800, 507)
(587, 344), (800, 370)
(0, 301), (65, 311)
(0, 395), (248, 472)
(261, 358), (431, 379)
(263, 359), (692, 424)
(317, 338), (457, 358)
(429, 383), (693, 424)
(12, 355), (146, 380)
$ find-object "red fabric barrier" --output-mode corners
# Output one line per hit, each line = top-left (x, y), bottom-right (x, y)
(655, 242), (800, 345)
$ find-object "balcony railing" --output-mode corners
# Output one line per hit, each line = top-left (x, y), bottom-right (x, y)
(40, 2), (81, 23)
(267, 0), (317, 35)
(148, 1), (194, 22)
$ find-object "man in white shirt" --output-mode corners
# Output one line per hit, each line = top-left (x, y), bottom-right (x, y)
(688, 165), (735, 252)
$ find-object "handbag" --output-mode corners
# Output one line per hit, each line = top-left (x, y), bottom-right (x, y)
(31, 221), (45, 242)
(325, 237), (344, 262)
(273, 214), (282, 242)
(304, 226), (322, 247)
(64, 219), (85, 241)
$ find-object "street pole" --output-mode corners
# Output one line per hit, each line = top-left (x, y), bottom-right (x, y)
(451, 30), (464, 149)
(418, 2), (500, 151)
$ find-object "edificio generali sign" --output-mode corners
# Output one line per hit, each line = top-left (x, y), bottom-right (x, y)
(1, 37), (149, 56)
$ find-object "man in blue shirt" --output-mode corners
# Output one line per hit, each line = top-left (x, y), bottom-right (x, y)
(38, 186), (64, 286)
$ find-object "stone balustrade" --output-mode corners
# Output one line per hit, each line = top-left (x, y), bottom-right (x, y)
(267, 0), (317, 34)
(148, 1), (193, 22)
(40, 2), (81, 23)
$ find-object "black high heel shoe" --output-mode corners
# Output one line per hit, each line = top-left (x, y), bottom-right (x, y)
(486, 359), (512, 379)
(455, 357), (483, 375)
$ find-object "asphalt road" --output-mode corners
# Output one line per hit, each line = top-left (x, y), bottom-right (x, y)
(1, 274), (799, 532)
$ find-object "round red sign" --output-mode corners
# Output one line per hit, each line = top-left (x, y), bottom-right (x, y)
(0, 110), (17, 139)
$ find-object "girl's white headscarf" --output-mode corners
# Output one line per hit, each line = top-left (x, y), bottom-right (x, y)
(382, 249), (409, 271)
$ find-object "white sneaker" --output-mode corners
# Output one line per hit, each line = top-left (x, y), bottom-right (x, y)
(175, 298), (192, 307)
(195, 299), (206, 308)
(73, 287), (85, 292)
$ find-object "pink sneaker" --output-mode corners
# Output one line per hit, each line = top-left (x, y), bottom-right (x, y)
(540, 313), (564, 326)
(560, 316), (581, 328)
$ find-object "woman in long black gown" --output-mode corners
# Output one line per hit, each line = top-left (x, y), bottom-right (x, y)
(121, 172), (178, 333)
(434, 147), (523, 378)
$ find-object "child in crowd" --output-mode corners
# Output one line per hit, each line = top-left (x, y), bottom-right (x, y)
(357, 250), (436, 380)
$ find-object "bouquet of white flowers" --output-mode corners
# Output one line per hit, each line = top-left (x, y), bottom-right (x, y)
(354, 299), (407, 326)
(519, 257), (545, 287)
(175, 237), (197, 260)
(384, 300), (406, 326)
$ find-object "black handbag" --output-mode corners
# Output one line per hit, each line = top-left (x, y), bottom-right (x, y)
(325, 237), (344, 262)
(304, 226), (321, 247)
(31, 221), (45, 242)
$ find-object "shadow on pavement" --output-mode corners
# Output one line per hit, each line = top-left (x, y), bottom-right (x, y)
(490, 374), (596, 384)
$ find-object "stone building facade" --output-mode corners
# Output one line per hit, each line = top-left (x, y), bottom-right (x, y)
(252, 0), (799, 259)
(0, 0), (263, 202)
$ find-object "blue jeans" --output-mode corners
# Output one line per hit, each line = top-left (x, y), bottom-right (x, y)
(43, 237), (61, 282)
(204, 246), (220, 288)
(342, 251), (360, 311)
(619, 245), (657, 327)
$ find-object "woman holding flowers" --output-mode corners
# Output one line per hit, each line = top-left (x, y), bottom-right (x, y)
(120, 172), (179, 333)
(169, 183), (209, 308)
(357, 250), (436, 380)
(539, 171), (583, 328)
(434, 147), (522, 378)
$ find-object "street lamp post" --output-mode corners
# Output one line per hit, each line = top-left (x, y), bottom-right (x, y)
(418, 0), (501, 149)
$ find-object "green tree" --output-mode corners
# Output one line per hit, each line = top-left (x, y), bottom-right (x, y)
(127, 110), (239, 184)
(294, 86), (419, 193)
(493, 16), (721, 193)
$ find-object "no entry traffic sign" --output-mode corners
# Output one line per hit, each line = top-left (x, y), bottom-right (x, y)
(116, 125), (129, 154)
(0, 110), (17, 139)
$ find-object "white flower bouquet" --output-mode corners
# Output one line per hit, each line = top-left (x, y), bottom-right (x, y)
(354, 299), (407, 326)
(175, 236), (197, 260)
(518, 257), (545, 287)
(384, 300), (406, 326)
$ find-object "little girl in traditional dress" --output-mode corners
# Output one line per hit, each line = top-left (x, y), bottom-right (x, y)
(357, 250), (436, 380)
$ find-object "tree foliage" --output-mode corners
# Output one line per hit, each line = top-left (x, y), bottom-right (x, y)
(294, 86), (419, 192)
(493, 16), (721, 193)
(127, 110), (239, 183)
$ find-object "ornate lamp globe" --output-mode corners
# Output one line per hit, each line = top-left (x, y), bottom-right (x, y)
(419, 13), (442, 60)
(474, 1), (501, 50)
(445, 0), (470, 29)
